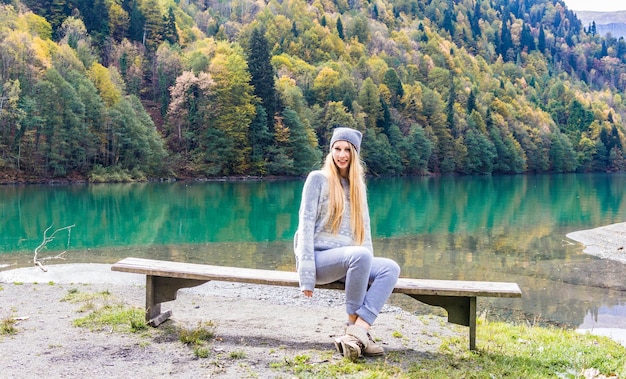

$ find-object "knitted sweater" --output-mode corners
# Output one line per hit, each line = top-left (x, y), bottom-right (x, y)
(294, 170), (373, 291)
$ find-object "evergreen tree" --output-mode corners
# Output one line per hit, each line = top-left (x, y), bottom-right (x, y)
(471, 0), (482, 38)
(248, 105), (272, 175)
(140, 0), (164, 50)
(462, 129), (496, 174)
(362, 129), (402, 176)
(382, 68), (403, 107)
(401, 124), (433, 175)
(358, 78), (383, 130)
(538, 26), (546, 53)
(442, 3), (455, 37)
(466, 89), (476, 114)
(247, 27), (278, 131)
(282, 108), (321, 175)
(520, 23), (535, 52)
(336, 16), (344, 40)
(125, 0), (146, 43)
(291, 21), (298, 37)
(499, 17), (513, 59)
(549, 132), (578, 172)
(163, 6), (179, 45)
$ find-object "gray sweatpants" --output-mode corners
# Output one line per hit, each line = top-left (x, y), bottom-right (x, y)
(314, 246), (400, 325)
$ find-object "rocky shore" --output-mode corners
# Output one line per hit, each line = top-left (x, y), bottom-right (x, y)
(567, 222), (626, 264)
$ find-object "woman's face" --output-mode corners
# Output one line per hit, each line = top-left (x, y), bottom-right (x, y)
(332, 140), (352, 177)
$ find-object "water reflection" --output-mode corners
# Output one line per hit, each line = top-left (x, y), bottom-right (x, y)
(1, 173), (625, 330)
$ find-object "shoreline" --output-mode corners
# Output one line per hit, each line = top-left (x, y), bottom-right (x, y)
(2, 258), (626, 349)
(566, 222), (626, 264)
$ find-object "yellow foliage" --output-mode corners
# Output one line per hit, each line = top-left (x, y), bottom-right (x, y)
(367, 55), (389, 82)
(378, 83), (391, 105)
(313, 66), (340, 99)
(20, 12), (52, 40)
(89, 63), (121, 107)
(32, 37), (54, 70)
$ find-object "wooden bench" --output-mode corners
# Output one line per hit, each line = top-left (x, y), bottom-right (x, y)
(111, 257), (522, 350)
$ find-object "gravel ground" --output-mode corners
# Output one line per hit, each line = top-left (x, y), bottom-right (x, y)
(0, 264), (461, 378)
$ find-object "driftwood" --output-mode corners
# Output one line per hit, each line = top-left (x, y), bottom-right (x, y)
(33, 224), (75, 272)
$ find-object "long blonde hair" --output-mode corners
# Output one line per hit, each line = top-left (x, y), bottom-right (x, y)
(322, 143), (366, 245)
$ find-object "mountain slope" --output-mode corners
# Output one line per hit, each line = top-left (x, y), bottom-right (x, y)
(1, 0), (626, 180)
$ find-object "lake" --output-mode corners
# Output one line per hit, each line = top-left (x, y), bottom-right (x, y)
(1, 173), (625, 330)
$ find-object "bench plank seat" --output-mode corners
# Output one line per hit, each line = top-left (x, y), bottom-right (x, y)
(111, 257), (522, 350)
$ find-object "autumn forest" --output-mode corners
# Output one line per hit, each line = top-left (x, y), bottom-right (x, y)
(1, 0), (625, 182)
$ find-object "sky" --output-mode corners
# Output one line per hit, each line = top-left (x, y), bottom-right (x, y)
(562, 0), (626, 11)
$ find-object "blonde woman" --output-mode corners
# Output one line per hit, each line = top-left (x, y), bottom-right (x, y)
(294, 127), (400, 360)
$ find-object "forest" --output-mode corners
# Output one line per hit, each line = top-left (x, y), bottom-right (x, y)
(0, 0), (625, 181)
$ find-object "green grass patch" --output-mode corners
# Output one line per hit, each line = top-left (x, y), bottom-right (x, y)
(73, 304), (146, 333)
(67, 288), (146, 333)
(193, 346), (211, 358)
(229, 350), (247, 359)
(1, 314), (17, 335)
(62, 288), (111, 303)
(269, 320), (626, 379)
(179, 321), (216, 346)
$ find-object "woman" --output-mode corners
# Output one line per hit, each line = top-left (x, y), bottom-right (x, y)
(294, 126), (401, 361)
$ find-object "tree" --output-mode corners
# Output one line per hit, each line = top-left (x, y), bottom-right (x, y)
(108, 1), (129, 41)
(247, 27), (277, 130)
(206, 44), (257, 175)
(282, 108), (321, 175)
(248, 105), (272, 174)
(163, 6), (178, 45)
(336, 16), (344, 40)
(549, 132), (578, 172)
(111, 94), (167, 174)
(125, 0), (145, 43)
(139, 0), (163, 50)
(382, 68), (403, 107)
(538, 26), (546, 53)
(32, 68), (86, 176)
(461, 129), (496, 174)
(357, 78), (382, 130)
(422, 86), (455, 173)
(400, 124), (433, 175)
(362, 129), (402, 176)
(167, 70), (214, 155)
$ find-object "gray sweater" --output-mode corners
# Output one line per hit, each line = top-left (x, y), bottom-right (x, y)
(294, 170), (373, 291)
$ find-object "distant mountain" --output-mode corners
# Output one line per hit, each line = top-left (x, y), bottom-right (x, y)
(575, 10), (626, 38)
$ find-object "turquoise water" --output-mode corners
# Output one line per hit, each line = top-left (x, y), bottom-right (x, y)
(1, 173), (625, 329)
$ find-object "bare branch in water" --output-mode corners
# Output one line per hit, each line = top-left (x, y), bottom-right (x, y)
(34, 224), (75, 272)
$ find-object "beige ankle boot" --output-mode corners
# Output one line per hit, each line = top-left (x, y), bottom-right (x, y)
(334, 325), (370, 361)
(334, 325), (384, 357)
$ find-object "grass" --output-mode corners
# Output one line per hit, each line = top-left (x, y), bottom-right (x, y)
(179, 321), (216, 346)
(267, 320), (626, 379)
(1, 313), (17, 335)
(66, 288), (147, 333)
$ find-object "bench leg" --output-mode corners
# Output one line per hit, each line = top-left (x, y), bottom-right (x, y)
(406, 294), (477, 350)
(146, 275), (208, 326)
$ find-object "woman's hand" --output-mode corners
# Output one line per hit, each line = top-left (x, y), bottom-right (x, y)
(302, 290), (313, 298)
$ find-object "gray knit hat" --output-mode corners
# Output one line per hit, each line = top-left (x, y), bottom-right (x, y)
(329, 127), (362, 154)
